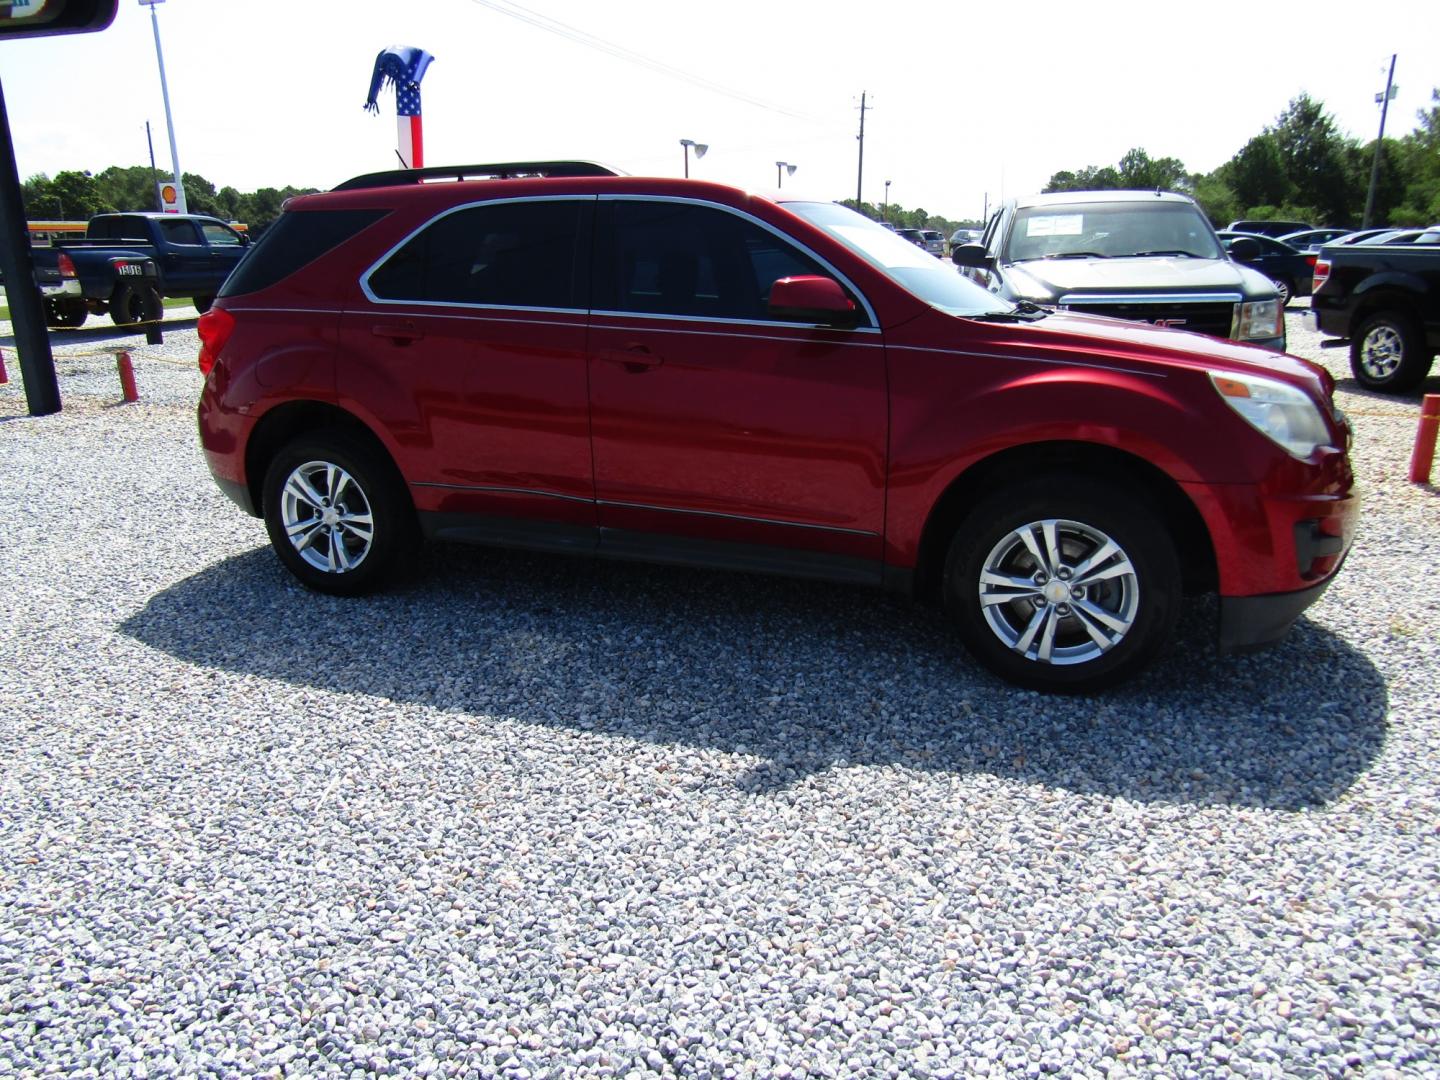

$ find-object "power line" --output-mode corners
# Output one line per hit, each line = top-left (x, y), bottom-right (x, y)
(468, 0), (823, 123)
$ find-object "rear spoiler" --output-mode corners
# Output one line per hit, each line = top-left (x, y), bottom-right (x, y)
(333, 161), (624, 191)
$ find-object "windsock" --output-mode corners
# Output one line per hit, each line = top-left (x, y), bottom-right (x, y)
(364, 46), (435, 169)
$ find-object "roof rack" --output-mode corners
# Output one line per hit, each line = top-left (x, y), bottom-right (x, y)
(333, 161), (623, 191)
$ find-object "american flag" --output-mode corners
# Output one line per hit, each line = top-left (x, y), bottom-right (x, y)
(364, 47), (434, 169)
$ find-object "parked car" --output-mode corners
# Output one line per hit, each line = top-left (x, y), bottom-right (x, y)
(1279, 228), (1354, 252)
(1364, 229), (1440, 246)
(1216, 230), (1316, 307)
(21, 212), (249, 328)
(198, 160), (1356, 691)
(1318, 228), (1395, 248)
(1312, 235), (1440, 392)
(949, 228), (981, 250)
(953, 190), (1287, 350)
(1226, 218), (1312, 238)
(920, 229), (946, 257)
(896, 227), (926, 248)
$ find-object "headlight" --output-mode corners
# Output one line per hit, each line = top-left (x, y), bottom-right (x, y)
(1210, 371), (1333, 458)
(1234, 299), (1284, 341)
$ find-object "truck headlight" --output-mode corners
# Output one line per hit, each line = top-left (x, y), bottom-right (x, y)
(1234, 299), (1284, 341)
(1211, 372), (1333, 458)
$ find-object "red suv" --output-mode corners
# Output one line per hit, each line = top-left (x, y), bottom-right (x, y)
(198, 161), (1357, 691)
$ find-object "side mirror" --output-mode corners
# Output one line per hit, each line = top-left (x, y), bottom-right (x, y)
(1228, 237), (1260, 261)
(767, 275), (860, 326)
(951, 243), (991, 268)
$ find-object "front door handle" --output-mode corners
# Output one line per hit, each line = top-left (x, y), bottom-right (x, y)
(372, 322), (424, 346)
(599, 344), (663, 372)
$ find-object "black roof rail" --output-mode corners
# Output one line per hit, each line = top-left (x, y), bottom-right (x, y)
(333, 161), (623, 191)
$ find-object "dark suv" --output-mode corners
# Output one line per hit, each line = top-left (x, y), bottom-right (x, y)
(198, 161), (1357, 691)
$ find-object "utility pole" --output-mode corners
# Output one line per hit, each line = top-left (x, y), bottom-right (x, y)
(855, 92), (870, 209)
(142, 0), (186, 213)
(146, 121), (160, 211)
(1362, 54), (1397, 229)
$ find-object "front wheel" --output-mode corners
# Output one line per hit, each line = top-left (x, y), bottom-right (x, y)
(261, 432), (417, 595)
(1350, 311), (1432, 393)
(944, 479), (1181, 692)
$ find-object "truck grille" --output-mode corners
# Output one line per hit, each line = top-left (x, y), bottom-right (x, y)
(1056, 293), (1241, 340)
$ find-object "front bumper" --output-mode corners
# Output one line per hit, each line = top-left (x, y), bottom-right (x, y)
(1218, 570), (1340, 651)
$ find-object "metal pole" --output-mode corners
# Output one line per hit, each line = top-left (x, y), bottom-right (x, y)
(1362, 54), (1397, 229)
(855, 91), (867, 208)
(683, 144), (689, 179)
(0, 77), (61, 415)
(146, 120), (161, 211)
(147, 1), (186, 213)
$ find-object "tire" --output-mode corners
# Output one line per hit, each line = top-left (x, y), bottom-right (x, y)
(943, 477), (1181, 692)
(1271, 278), (1292, 308)
(261, 431), (417, 596)
(1349, 311), (1433, 393)
(44, 298), (87, 328)
(192, 294), (214, 314)
(109, 282), (162, 329)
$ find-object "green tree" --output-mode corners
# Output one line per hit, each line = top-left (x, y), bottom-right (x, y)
(1223, 134), (1291, 211)
(1267, 93), (1360, 223)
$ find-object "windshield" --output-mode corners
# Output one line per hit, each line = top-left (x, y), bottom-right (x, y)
(1007, 201), (1222, 261)
(785, 201), (1014, 317)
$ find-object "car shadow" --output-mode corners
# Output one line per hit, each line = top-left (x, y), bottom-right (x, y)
(0, 315), (199, 350)
(120, 544), (1389, 811)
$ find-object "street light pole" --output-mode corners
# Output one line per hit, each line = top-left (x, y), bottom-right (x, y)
(141, 0), (186, 213)
(883, 179), (891, 222)
(1362, 54), (1397, 229)
(680, 138), (707, 179)
(775, 161), (796, 187)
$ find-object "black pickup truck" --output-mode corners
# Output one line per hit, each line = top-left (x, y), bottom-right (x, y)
(27, 212), (250, 329)
(1311, 230), (1440, 393)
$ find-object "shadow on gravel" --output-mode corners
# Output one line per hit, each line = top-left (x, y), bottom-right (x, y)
(0, 316), (198, 351)
(121, 544), (1388, 811)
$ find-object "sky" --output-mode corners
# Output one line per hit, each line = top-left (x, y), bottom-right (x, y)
(2, 0), (1438, 224)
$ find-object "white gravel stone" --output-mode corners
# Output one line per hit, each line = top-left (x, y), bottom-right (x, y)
(1, 303), (1438, 1077)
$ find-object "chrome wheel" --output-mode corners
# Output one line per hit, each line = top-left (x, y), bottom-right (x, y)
(1271, 278), (1291, 308)
(977, 518), (1139, 666)
(1358, 324), (1404, 382)
(280, 460), (375, 574)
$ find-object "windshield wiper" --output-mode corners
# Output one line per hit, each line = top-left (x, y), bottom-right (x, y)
(1039, 251), (1108, 259)
(967, 300), (1049, 322)
(1127, 250), (1201, 258)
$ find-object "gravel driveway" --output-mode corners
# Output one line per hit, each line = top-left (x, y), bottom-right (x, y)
(1, 306), (1437, 1078)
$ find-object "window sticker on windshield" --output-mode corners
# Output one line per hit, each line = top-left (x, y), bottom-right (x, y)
(1026, 215), (1084, 237)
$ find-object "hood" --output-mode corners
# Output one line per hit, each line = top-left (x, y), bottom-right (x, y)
(1004, 255), (1267, 300)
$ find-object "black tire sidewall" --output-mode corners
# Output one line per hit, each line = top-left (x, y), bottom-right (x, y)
(261, 433), (413, 596)
(1350, 311), (1431, 393)
(110, 283), (160, 329)
(943, 479), (1181, 692)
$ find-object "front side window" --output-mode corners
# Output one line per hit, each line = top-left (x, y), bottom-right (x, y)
(1006, 202), (1222, 262)
(368, 199), (586, 309)
(201, 222), (243, 247)
(594, 200), (835, 322)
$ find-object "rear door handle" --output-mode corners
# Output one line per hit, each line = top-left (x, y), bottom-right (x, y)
(372, 322), (424, 345)
(599, 344), (663, 372)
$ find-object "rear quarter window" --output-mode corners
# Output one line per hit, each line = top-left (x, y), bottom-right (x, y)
(219, 209), (389, 298)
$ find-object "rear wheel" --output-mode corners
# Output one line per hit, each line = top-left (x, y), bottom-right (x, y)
(261, 432), (416, 595)
(1350, 311), (1432, 393)
(944, 478), (1181, 692)
(109, 282), (162, 329)
(44, 298), (87, 328)
(1271, 277), (1293, 308)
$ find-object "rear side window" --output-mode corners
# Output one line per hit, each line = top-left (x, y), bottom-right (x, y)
(160, 219), (202, 246)
(219, 209), (388, 298)
(367, 200), (588, 309)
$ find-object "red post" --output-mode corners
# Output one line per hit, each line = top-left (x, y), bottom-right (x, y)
(116, 351), (139, 403)
(0, 347), (8, 384)
(1411, 394), (1440, 484)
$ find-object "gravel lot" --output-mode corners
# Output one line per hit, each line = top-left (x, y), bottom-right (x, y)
(1, 305), (1438, 1078)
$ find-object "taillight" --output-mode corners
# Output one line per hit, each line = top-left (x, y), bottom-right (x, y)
(197, 307), (236, 376)
(1312, 258), (1330, 294)
(1306, 255), (1317, 268)
(57, 252), (76, 279)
